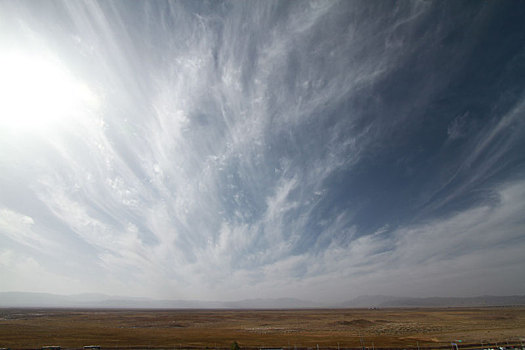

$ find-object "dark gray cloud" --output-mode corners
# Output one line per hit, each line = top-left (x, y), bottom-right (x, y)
(1, 1), (524, 301)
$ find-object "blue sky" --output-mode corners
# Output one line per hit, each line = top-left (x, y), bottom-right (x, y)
(1, 1), (524, 303)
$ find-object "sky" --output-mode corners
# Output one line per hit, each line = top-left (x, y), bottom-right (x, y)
(0, 1), (525, 304)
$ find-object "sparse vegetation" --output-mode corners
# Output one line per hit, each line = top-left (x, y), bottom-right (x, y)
(0, 307), (524, 349)
(231, 341), (240, 350)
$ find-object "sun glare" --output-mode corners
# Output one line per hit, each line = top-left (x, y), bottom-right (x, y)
(0, 52), (98, 132)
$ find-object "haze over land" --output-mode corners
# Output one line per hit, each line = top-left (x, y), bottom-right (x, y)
(1, 1), (525, 304)
(2, 292), (525, 309)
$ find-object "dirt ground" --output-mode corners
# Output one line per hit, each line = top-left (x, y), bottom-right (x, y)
(1, 307), (524, 349)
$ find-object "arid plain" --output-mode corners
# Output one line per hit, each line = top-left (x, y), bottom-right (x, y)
(1, 307), (525, 349)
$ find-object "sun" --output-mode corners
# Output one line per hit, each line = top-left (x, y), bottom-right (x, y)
(0, 51), (98, 133)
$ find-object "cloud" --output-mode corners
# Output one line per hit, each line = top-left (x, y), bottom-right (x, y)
(0, 249), (82, 293)
(0, 208), (57, 251)
(216, 179), (525, 302)
(0, 1), (524, 301)
(320, 180), (525, 299)
(447, 112), (470, 140)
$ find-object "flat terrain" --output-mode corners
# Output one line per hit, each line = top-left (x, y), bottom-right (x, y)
(1, 307), (525, 349)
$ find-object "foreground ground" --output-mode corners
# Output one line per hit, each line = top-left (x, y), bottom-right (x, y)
(1, 307), (524, 349)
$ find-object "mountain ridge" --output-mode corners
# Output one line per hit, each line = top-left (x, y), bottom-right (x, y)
(339, 294), (525, 308)
(1, 291), (524, 309)
(0, 292), (320, 309)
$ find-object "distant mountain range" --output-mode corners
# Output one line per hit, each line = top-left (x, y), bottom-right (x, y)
(0, 292), (320, 309)
(1, 292), (524, 309)
(339, 294), (525, 308)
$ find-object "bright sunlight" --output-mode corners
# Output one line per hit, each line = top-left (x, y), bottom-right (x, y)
(0, 52), (98, 132)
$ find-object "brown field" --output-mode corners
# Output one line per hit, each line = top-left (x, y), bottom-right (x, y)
(1, 307), (525, 350)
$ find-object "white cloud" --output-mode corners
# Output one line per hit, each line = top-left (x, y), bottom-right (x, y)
(0, 1), (523, 303)
(188, 180), (525, 302)
(306, 180), (525, 300)
(0, 208), (54, 251)
(0, 249), (83, 293)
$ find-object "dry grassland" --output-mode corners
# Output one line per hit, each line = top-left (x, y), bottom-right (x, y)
(1, 307), (525, 349)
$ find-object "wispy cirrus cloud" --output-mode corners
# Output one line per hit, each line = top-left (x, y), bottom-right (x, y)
(0, 1), (524, 302)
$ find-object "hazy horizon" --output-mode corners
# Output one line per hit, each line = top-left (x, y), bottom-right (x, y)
(2, 291), (525, 309)
(1, 1), (525, 303)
